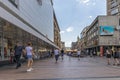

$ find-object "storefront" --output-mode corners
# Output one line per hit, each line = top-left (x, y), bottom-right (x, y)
(0, 18), (54, 61)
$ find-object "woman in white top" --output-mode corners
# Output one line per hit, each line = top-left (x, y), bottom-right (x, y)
(25, 42), (34, 72)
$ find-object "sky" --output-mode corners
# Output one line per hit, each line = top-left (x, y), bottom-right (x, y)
(53, 0), (106, 47)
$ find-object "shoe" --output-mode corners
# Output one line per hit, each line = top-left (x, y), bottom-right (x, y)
(117, 64), (120, 66)
(16, 64), (21, 69)
(27, 68), (31, 72)
(16, 66), (18, 69)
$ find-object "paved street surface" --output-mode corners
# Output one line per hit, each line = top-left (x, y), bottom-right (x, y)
(1, 56), (120, 80)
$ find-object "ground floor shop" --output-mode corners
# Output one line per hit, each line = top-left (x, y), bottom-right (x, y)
(0, 18), (56, 61)
(85, 45), (120, 57)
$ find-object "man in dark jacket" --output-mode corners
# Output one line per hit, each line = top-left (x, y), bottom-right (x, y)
(14, 41), (24, 69)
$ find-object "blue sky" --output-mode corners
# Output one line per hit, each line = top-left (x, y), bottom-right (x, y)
(53, 0), (106, 47)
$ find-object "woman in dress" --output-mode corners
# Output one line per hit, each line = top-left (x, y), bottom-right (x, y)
(106, 48), (112, 65)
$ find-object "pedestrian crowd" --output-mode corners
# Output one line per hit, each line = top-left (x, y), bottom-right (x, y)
(106, 48), (120, 66)
(12, 42), (66, 72)
(13, 41), (35, 72)
(12, 43), (120, 72)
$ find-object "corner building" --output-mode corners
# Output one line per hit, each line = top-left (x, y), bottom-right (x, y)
(0, 0), (59, 61)
(107, 0), (120, 15)
(84, 16), (120, 56)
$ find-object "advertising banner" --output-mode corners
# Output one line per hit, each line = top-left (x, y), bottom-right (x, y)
(100, 26), (114, 36)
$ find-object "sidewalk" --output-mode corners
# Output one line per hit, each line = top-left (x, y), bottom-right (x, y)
(0, 56), (120, 80)
(88, 56), (120, 68)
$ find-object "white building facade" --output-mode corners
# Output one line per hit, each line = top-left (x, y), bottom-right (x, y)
(0, 0), (58, 61)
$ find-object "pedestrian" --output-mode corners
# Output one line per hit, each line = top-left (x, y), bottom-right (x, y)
(60, 49), (64, 60)
(106, 48), (112, 65)
(77, 49), (81, 60)
(10, 48), (14, 63)
(54, 48), (59, 63)
(25, 42), (34, 72)
(14, 41), (24, 69)
(90, 50), (93, 57)
(113, 48), (120, 66)
(93, 50), (96, 58)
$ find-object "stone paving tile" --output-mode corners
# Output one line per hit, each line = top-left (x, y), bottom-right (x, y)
(0, 56), (120, 80)
(19, 77), (120, 80)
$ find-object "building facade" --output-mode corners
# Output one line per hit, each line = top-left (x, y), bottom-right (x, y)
(80, 27), (88, 50)
(107, 0), (120, 15)
(0, 0), (59, 61)
(61, 41), (65, 49)
(71, 42), (77, 50)
(54, 12), (61, 48)
(81, 16), (120, 56)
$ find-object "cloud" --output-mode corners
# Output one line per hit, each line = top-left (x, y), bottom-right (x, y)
(76, 0), (96, 6)
(65, 41), (72, 47)
(89, 16), (93, 19)
(66, 26), (74, 32)
(76, 0), (90, 4)
(60, 31), (65, 34)
(92, 2), (96, 5)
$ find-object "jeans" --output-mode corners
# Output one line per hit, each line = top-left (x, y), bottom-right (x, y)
(15, 55), (21, 68)
(55, 55), (59, 62)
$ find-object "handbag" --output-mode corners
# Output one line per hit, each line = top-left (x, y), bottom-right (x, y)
(33, 54), (38, 59)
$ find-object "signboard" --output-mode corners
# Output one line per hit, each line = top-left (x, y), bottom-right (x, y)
(100, 26), (114, 36)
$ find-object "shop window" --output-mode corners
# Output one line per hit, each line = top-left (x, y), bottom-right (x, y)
(8, 0), (19, 8)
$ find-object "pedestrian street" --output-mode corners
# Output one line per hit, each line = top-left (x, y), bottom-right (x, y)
(1, 56), (120, 80)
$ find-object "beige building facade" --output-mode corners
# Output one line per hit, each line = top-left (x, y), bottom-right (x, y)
(54, 12), (61, 49)
(81, 16), (120, 56)
(107, 0), (120, 15)
(61, 41), (65, 49)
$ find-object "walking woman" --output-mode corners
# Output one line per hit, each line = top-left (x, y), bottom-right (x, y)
(106, 48), (112, 65)
(25, 42), (34, 72)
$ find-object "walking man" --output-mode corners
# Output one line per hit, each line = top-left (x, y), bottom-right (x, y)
(61, 49), (64, 60)
(54, 48), (59, 63)
(14, 41), (24, 69)
(77, 49), (81, 60)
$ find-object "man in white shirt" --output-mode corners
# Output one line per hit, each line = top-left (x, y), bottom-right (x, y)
(54, 48), (59, 63)
(77, 49), (81, 60)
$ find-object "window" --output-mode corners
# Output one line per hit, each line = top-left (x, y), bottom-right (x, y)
(9, 0), (19, 8)
(37, 0), (42, 6)
(111, 8), (118, 15)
